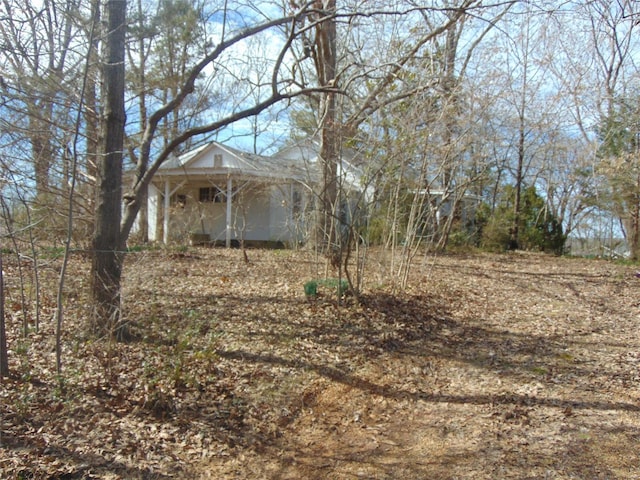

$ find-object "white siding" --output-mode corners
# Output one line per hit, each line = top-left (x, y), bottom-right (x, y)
(237, 188), (271, 241)
(269, 184), (296, 242)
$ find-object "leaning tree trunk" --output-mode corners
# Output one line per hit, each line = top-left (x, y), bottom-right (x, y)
(91, 0), (127, 339)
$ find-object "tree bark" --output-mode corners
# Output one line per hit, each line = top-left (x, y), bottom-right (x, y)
(0, 252), (8, 378)
(90, 0), (127, 339)
(313, 0), (338, 255)
(510, 119), (525, 250)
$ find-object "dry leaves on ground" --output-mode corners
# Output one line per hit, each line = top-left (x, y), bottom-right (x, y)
(1, 248), (639, 479)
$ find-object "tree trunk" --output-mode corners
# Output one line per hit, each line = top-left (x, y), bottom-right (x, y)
(90, 0), (127, 339)
(627, 170), (640, 261)
(314, 0), (338, 256)
(83, 0), (101, 240)
(132, 0), (149, 242)
(29, 105), (55, 199)
(510, 122), (525, 250)
(0, 252), (8, 378)
(509, 27), (530, 251)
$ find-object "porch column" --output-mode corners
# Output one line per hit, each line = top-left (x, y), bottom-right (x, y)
(147, 183), (160, 242)
(226, 177), (233, 248)
(163, 179), (170, 244)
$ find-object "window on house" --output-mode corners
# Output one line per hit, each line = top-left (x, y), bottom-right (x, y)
(214, 154), (223, 168)
(199, 186), (226, 203)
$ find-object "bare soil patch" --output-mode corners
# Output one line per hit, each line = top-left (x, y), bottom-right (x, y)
(1, 248), (639, 479)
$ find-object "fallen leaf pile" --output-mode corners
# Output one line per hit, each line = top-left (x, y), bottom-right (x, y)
(1, 248), (639, 479)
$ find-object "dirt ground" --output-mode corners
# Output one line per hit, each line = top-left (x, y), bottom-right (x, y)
(1, 248), (639, 479)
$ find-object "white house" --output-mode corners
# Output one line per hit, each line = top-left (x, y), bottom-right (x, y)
(145, 139), (366, 246)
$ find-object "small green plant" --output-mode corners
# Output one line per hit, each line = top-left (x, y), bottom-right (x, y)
(40, 246), (65, 259)
(303, 278), (348, 298)
(52, 375), (69, 401)
(530, 366), (549, 376)
(557, 352), (575, 362)
(127, 244), (147, 253)
(323, 278), (349, 297)
(15, 388), (34, 421)
(15, 340), (32, 382)
(304, 280), (318, 298)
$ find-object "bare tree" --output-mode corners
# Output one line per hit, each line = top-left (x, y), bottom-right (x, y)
(469, 4), (561, 250)
(335, 1), (512, 285)
(585, 0), (640, 257)
(287, 0), (499, 286)
(0, 0), (81, 199)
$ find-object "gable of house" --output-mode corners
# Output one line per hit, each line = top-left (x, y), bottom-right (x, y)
(274, 137), (368, 196)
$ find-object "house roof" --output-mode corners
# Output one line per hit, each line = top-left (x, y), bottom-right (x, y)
(412, 189), (484, 203)
(154, 141), (317, 185)
(274, 137), (366, 192)
(153, 138), (366, 192)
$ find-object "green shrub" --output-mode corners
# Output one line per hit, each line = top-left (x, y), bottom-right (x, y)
(479, 214), (512, 252)
(479, 185), (567, 254)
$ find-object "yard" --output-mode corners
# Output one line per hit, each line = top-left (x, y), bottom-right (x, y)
(1, 247), (639, 479)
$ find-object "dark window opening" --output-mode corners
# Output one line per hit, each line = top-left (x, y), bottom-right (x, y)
(171, 193), (187, 208)
(199, 186), (226, 203)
